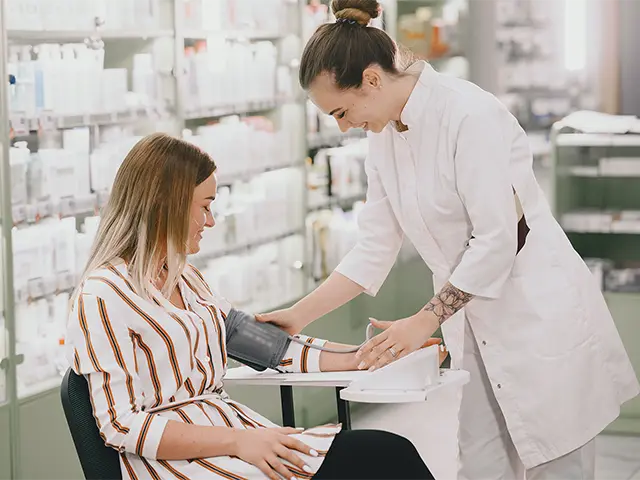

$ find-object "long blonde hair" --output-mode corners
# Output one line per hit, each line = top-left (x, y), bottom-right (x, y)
(72, 133), (216, 306)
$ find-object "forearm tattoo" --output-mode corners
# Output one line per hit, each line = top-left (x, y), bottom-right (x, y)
(423, 282), (474, 325)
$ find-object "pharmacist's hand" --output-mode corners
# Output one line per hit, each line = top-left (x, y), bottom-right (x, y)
(356, 313), (439, 371)
(232, 427), (317, 480)
(255, 308), (304, 336)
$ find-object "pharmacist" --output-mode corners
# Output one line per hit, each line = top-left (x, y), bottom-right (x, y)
(258, 1), (640, 479)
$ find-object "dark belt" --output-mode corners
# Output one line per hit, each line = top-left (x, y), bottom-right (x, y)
(469, 214), (530, 254)
(517, 214), (530, 254)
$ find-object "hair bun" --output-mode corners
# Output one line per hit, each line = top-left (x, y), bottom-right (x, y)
(332, 0), (380, 27)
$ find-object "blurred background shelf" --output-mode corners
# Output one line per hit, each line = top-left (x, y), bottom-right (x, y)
(552, 119), (640, 434)
(7, 29), (175, 41)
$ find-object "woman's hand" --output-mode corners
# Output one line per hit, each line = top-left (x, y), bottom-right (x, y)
(255, 308), (304, 336)
(356, 312), (440, 371)
(231, 427), (318, 480)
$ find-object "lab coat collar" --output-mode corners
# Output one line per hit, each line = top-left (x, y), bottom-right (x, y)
(399, 61), (438, 129)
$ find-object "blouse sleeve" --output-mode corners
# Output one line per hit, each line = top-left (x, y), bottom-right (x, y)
(447, 102), (519, 299)
(275, 335), (328, 374)
(66, 292), (169, 460)
(334, 156), (404, 296)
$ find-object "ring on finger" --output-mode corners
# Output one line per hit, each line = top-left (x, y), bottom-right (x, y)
(388, 346), (398, 358)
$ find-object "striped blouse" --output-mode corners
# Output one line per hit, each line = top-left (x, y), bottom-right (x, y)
(66, 261), (341, 480)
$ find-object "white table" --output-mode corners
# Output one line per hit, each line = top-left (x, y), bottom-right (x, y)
(223, 367), (470, 430)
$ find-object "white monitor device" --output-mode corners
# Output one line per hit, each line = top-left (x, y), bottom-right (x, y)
(347, 344), (441, 393)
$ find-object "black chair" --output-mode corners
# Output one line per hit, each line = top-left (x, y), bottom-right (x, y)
(61, 368), (123, 480)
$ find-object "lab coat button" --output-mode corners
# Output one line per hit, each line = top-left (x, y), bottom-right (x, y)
(482, 341), (487, 346)
(497, 384), (502, 389)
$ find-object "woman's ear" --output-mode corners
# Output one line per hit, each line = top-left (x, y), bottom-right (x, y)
(362, 67), (382, 89)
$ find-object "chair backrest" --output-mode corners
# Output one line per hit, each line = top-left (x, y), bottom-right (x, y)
(60, 368), (123, 480)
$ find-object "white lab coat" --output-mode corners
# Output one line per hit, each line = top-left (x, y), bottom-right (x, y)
(335, 61), (640, 469)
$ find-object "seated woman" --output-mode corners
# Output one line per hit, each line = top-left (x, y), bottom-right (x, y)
(66, 133), (439, 480)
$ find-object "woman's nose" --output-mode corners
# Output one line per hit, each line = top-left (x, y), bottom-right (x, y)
(205, 211), (215, 227)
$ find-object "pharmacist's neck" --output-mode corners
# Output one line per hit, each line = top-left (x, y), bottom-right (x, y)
(392, 71), (420, 124)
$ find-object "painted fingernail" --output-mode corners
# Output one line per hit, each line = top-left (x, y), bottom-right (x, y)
(369, 366), (377, 372)
(358, 362), (366, 370)
(303, 465), (313, 473)
(310, 449), (319, 457)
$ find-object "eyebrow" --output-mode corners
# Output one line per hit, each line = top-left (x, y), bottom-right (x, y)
(328, 108), (342, 116)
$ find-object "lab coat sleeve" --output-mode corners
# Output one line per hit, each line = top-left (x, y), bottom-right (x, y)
(66, 293), (169, 460)
(447, 103), (518, 299)
(334, 158), (404, 296)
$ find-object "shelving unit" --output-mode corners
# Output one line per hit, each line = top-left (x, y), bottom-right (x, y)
(0, 1), (17, 476)
(6, 29), (176, 41)
(395, 0), (470, 79)
(550, 118), (640, 434)
(0, 0), (322, 402)
(300, 1), (399, 291)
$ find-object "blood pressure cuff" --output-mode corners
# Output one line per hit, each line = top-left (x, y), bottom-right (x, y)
(225, 308), (292, 371)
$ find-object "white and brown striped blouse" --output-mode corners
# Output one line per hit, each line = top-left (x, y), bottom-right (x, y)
(66, 260), (341, 480)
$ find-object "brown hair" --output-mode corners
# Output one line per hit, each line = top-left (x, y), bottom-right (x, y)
(299, 0), (406, 90)
(72, 132), (216, 303)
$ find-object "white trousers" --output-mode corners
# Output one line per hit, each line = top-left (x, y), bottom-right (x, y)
(457, 317), (596, 480)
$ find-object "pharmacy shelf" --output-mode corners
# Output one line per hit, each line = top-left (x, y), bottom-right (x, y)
(190, 228), (304, 268)
(183, 98), (292, 121)
(556, 133), (640, 147)
(14, 273), (76, 304)
(17, 377), (65, 403)
(182, 30), (283, 41)
(9, 106), (171, 135)
(427, 50), (466, 62)
(506, 86), (572, 97)
(307, 130), (367, 149)
(307, 193), (366, 212)
(551, 118), (640, 436)
(561, 211), (640, 235)
(563, 227), (640, 235)
(1, 0), (308, 400)
(561, 166), (640, 178)
(7, 29), (174, 41)
(243, 289), (307, 319)
(216, 161), (305, 186)
(11, 192), (107, 226)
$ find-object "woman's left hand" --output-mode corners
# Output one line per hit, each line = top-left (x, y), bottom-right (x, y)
(356, 312), (440, 371)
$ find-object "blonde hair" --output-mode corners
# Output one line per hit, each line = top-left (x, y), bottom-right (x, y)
(72, 133), (216, 306)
